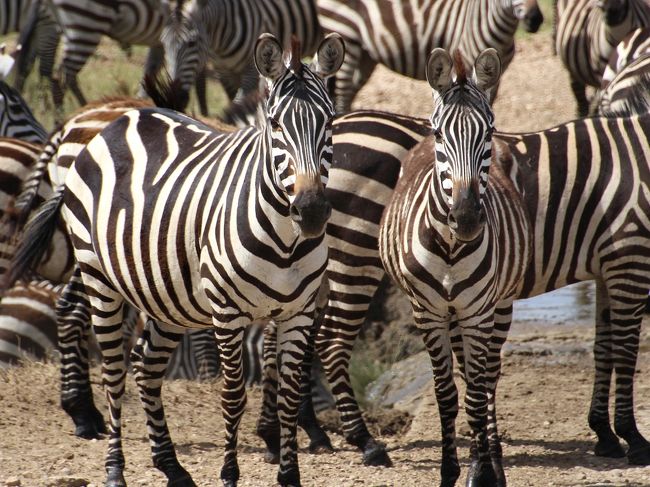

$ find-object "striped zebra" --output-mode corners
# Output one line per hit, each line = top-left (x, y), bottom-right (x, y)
(44, 0), (168, 109)
(379, 48), (531, 487)
(554, 0), (650, 116)
(4, 33), (344, 486)
(594, 50), (650, 115)
(601, 27), (650, 87)
(0, 0), (61, 97)
(161, 0), (322, 115)
(317, 0), (544, 112)
(0, 278), (64, 366)
(0, 80), (47, 144)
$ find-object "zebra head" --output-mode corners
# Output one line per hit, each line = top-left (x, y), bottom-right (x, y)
(254, 33), (344, 238)
(161, 0), (207, 107)
(426, 48), (501, 243)
(508, 0), (544, 33)
(597, 0), (629, 26)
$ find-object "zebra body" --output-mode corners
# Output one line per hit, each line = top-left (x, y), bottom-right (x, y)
(162, 0), (322, 114)
(555, 0), (650, 116)
(317, 0), (543, 111)
(6, 34), (344, 486)
(0, 80), (47, 143)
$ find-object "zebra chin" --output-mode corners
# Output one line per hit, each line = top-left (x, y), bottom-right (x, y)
(290, 189), (332, 238)
(448, 201), (487, 242)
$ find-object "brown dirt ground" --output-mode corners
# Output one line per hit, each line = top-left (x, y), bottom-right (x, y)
(2, 33), (650, 487)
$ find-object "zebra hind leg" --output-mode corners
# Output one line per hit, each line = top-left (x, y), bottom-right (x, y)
(256, 321), (282, 464)
(57, 268), (106, 439)
(131, 318), (195, 485)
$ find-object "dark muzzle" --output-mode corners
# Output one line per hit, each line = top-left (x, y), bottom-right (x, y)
(523, 7), (544, 33)
(601, 0), (628, 26)
(448, 188), (486, 242)
(290, 189), (332, 238)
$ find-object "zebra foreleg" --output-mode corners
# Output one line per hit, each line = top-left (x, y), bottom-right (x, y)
(421, 323), (461, 487)
(570, 77), (590, 118)
(216, 324), (247, 487)
(588, 281), (625, 458)
(608, 292), (650, 465)
(57, 269), (106, 439)
(257, 320), (281, 464)
(131, 319), (195, 486)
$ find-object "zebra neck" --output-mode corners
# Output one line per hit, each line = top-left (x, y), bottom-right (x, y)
(422, 167), (455, 247)
(462, 0), (519, 67)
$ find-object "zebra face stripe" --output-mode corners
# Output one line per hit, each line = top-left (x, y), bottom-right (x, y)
(265, 64), (335, 238)
(431, 83), (494, 242)
(508, 0), (544, 33)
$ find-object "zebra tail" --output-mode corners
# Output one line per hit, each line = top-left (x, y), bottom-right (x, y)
(1, 186), (65, 293)
(142, 71), (189, 113)
(221, 88), (267, 129)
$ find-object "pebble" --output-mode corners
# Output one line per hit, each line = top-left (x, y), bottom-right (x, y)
(44, 477), (89, 487)
(4, 478), (21, 487)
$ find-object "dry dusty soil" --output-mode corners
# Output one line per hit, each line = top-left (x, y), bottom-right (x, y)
(2, 33), (650, 487)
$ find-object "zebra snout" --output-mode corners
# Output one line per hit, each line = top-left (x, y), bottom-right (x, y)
(523, 8), (544, 33)
(448, 194), (486, 242)
(290, 190), (332, 238)
(599, 0), (628, 26)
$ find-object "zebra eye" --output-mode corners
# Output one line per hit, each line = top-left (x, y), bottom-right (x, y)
(434, 129), (443, 143)
(269, 117), (282, 132)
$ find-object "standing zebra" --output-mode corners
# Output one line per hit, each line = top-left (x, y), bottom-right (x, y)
(378, 48), (531, 486)
(554, 0), (650, 116)
(0, 80), (47, 144)
(45, 0), (168, 109)
(4, 33), (344, 486)
(317, 0), (543, 112)
(161, 0), (322, 115)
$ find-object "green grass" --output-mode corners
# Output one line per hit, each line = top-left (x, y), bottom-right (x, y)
(1, 35), (228, 132)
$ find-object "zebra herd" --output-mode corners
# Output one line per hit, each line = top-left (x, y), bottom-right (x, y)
(1, 0), (650, 486)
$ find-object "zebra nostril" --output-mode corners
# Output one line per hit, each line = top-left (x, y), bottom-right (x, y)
(448, 212), (458, 229)
(290, 204), (302, 222)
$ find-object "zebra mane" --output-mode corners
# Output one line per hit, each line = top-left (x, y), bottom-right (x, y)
(453, 50), (468, 84)
(287, 35), (303, 76)
(142, 72), (189, 112)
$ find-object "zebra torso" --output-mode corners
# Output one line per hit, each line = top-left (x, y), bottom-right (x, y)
(66, 110), (326, 327)
(0, 81), (47, 144)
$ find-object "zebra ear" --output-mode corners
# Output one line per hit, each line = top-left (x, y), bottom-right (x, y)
(426, 48), (453, 94)
(311, 33), (345, 78)
(254, 33), (286, 81)
(472, 48), (501, 93)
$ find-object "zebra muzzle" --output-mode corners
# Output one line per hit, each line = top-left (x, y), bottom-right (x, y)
(448, 189), (486, 242)
(290, 189), (332, 238)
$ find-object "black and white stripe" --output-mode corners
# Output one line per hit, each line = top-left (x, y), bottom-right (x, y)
(554, 0), (650, 116)
(161, 0), (323, 115)
(0, 80), (47, 143)
(5, 33), (344, 486)
(317, 0), (544, 112)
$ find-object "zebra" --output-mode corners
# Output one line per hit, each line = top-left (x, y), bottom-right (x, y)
(0, 80), (47, 144)
(601, 27), (650, 88)
(39, 0), (169, 110)
(554, 0), (650, 117)
(317, 0), (544, 112)
(378, 48), (531, 487)
(594, 50), (650, 116)
(0, 0), (61, 97)
(4, 33), (344, 486)
(0, 278), (64, 366)
(161, 0), (322, 116)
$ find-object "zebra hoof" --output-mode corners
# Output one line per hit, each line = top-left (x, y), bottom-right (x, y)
(264, 449), (280, 465)
(362, 439), (392, 467)
(627, 442), (650, 465)
(105, 468), (127, 487)
(594, 439), (626, 458)
(308, 435), (334, 454)
(465, 460), (498, 487)
(166, 468), (196, 486)
(74, 422), (104, 440)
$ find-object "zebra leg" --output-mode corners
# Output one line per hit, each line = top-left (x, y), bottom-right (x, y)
(332, 42), (377, 113)
(607, 287), (650, 465)
(138, 46), (165, 99)
(570, 77), (590, 117)
(216, 323), (247, 487)
(195, 69), (209, 117)
(131, 319), (195, 485)
(315, 275), (391, 467)
(421, 323), (461, 487)
(588, 281), (625, 458)
(57, 268), (106, 439)
(459, 315), (498, 487)
(257, 320), (281, 464)
(275, 314), (314, 487)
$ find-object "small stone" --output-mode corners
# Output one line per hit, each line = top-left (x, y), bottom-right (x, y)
(45, 477), (89, 487)
(4, 478), (21, 487)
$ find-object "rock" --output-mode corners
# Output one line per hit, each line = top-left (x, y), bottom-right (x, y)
(45, 477), (89, 487)
(4, 478), (21, 487)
